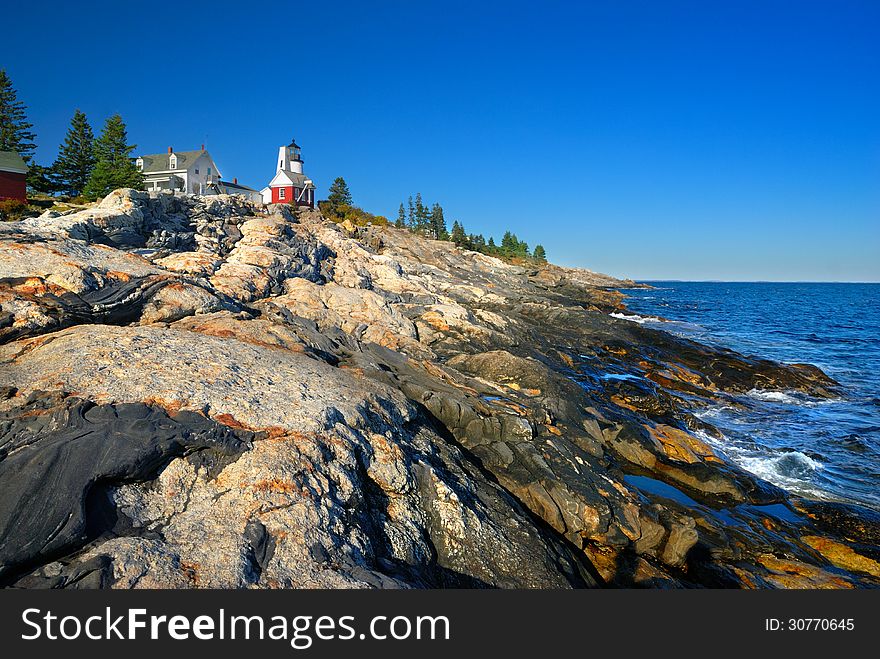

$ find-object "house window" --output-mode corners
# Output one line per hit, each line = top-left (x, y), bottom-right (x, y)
(195, 168), (199, 175)
(207, 167), (211, 175)
(278, 188), (286, 200)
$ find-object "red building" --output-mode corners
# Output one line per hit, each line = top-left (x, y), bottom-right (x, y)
(0, 151), (28, 202)
(262, 139), (315, 207)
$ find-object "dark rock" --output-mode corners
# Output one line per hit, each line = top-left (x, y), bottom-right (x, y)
(0, 394), (251, 584)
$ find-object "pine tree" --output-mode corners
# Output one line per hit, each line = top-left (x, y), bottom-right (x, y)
(406, 195), (415, 229)
(26, 163), (61, 195)
(327, 177), (352, 207)
(52, 110), (95, 196)
(429, 203), (448, 240)
(0, 69), (36, 161)
(83, 114), (142, 199)
(395, 202), (406, 228)
(533, 244), (547, 262)
(450, 220), (467, 247)
(488, 236), (496, 248)
(501, 231), (516, 253)
(413, 192), (428, 233)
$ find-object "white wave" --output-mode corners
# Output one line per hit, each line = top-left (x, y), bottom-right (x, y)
(746, 389), (801, 404)
(739, 451), (823, 485)
(609, 312), (663, 324)
(745, 388), (834, 407)
(694, 405), (735, 420)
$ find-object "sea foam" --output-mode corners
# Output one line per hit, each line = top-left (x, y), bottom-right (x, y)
(609, 312), (662, 324)
(746, 389), (802, 405)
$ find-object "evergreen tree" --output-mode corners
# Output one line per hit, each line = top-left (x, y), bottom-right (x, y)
(533, 244), (547, 262)
(413, 192), (429, 233)
(0, 69), (36, 160)
(26, 163), (62, 194)
(501, 231), (516, 253)
(429, 203), (448, 240)
(327, 176), (352, 207)
(52, 109), (95, 196)
(395, 202), (406, 228)
(450, 220), (467, 247)
(499, 231), (531, 257)
(406, 195), (415, 228)
(83, 114), (142, 199)
(487, 236), (496, 248)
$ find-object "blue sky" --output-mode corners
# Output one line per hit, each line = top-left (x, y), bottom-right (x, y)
(2, 0), (878, 281)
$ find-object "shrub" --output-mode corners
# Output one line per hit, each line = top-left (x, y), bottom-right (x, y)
(0, 198), (28, 221)
(319, 200), (388, 227)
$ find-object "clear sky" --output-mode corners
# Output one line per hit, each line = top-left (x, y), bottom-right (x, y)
(2, 0), (878, 281)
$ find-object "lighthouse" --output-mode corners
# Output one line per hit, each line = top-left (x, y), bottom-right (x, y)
(278, 140), (303, 174)
(262, 138), (316, 207)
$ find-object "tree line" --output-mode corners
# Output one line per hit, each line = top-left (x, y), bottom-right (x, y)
(0, 69), (141, 199)
(317, 177), (548, 264)
(396, 192), (546, 262)
(3, 66), (550, 263)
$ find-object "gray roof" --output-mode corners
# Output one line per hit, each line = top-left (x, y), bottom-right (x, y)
(218, 180), (258, 193)
(0, 151), (27, 173)
(272, 169), (314, 188)
(137, 150), (207, 173)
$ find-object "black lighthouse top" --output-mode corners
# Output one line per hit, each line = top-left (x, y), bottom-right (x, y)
(288, 139), (302, 161)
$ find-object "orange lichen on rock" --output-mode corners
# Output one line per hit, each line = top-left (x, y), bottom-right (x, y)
(610, 395), (639, 412)
(12, 277), (69, 297)
(252, 478), (301, 495)
(647, 424), (722, 464)
(420, 310), (450, 332)
(802, 536), (880, 579)
(756, 554), (855, 589)
(211, 412), (288, 439)
(143, 396), (189, 416)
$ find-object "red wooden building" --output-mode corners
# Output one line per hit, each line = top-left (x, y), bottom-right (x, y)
(261, 139), (315, 207)
(0, 151), (28, 202)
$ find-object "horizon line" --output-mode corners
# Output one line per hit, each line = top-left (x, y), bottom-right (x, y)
(628, 278), (880, 284)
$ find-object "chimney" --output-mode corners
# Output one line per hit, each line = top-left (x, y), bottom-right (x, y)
(233, 177), (238, 184)
(201, 143), (205, 151)
(167, 146), (173, 154)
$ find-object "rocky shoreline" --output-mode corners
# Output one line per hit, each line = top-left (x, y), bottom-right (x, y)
(0, 190), (878, 588)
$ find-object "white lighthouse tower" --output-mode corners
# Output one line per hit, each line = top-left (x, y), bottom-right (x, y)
(263, 137), (315, 207)
(277, 139), (303, 175)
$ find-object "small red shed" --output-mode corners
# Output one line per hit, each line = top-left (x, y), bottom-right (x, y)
(0, 151), (28, 202)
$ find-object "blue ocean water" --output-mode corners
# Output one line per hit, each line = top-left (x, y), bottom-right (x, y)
(620, 282), (880, 511)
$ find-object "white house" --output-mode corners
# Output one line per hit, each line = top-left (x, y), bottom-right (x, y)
(136, 146), (221, 195)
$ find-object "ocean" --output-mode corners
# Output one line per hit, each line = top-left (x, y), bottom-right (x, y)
(619, 281), (880, 512)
